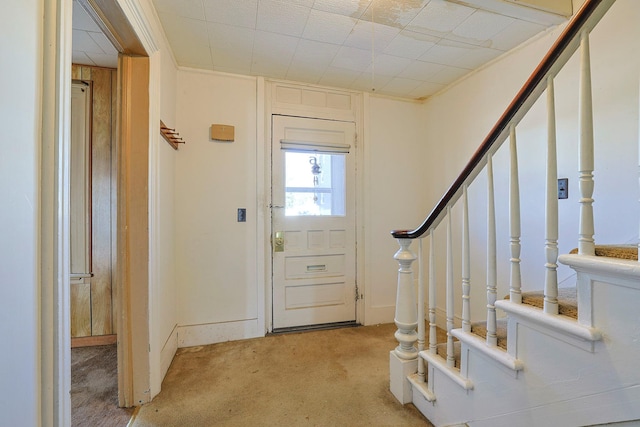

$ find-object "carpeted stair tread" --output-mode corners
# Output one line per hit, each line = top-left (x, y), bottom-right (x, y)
(506, 287), (578, 319)
(470, 318), (508, 350)
(569, 244), (637, 260)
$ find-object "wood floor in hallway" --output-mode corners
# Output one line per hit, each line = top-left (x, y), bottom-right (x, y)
(71, 344), (134, 426)
(131, 323), (433, 426)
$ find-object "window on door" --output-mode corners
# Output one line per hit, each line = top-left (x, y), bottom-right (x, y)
(284, 151), (346, 217)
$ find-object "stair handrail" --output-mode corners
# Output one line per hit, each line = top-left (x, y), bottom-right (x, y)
(391, 0), (616, 240)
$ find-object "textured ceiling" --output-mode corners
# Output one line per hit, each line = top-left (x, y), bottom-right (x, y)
(72, 0), (119, 68)
(72, 0), (570, 100)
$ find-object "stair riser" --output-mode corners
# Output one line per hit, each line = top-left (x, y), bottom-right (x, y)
(413, 256), (640, 426)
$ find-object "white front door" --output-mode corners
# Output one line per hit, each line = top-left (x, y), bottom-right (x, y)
(271, 115), (357, 330)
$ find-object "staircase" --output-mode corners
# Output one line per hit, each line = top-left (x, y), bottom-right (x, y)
(388, 1), (640, 426)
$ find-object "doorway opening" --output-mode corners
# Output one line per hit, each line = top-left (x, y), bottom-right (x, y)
(70, 2), (122, 423)
(69, 0), (151, 419)
(70, 69), (117, 346)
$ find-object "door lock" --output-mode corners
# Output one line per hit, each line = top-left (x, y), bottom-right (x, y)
(274, 231), (285, 252)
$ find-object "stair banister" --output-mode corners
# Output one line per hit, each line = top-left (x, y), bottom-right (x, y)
(428, 231), (437, 354)
(578, 30), (596, 256)
(390, 0), (616, 398)
(446, 207), (455, 367)
(509, 124), (522, 303)
(417, 237), (425, 384)
(391, 0), (615, 242)
(462, 185), (471, 333)
(486, 155), (498, 346)
(545, 76), (560, 314)
(393, 239), (418, 360)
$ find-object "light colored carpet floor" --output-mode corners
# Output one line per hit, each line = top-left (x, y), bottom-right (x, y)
(130, 323), (432, 427)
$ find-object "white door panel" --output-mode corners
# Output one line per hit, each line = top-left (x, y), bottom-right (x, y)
(272, 115), (356, 330)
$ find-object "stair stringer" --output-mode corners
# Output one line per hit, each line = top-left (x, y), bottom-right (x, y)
(410, 256), (640, 427)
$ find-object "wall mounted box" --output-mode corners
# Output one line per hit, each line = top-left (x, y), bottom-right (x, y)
(210, 124), (235, 142)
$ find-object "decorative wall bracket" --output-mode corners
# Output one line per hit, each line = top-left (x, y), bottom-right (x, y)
(160, 120), (186, 150)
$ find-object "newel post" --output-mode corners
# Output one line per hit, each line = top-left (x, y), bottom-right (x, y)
(390, 238), (418, 404)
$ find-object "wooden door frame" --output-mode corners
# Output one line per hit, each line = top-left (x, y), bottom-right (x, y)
(44, 0), (156, 421)
(83, 0), (155, 407)
(41, 1), (74, 423)
(116, 54), (150, 407)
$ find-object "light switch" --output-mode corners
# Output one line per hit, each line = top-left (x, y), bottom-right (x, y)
(558, 178), (568, 199)
(237, 208), (246, 222)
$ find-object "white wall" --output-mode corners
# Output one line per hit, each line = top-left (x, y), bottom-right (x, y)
(364, 95), (430, 324)
(164, 1), (640, 339)
(174, 70), (260, 345)
(419, 0), (639, 324)
(0, 0), (42, 424)
(171, 74), (431, 336)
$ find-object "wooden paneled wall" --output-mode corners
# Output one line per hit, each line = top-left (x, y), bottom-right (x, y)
(71, 64), (117, 339)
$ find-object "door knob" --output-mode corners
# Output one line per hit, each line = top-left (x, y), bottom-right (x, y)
(274, 231), (285, 252)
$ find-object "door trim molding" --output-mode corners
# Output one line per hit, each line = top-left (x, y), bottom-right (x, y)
(79, 0), (147, 55)
(106, 0), (166, 405)
(41, 0), (73, 424)
(116, 54), (151, 407)
(48, 0), (172, 418)
(256, 76), (267, 336)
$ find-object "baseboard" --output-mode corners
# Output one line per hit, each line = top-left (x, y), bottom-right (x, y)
(364, 304), (395, 326)
(365, 305), (463, 329)
(435, 308), (463, 330)
(177, 318), (262, 348)
(471, 384), (640, 427)
(160, 325), (178, 380)
(71, 334), (117, 348)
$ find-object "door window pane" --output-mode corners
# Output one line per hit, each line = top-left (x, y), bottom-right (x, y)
(284, 152), (346, 216)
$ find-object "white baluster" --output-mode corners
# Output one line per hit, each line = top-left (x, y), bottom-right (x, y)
(486, 155), (498, 346)
(446, 207), (455, 367)
(393, 239), (418, 360)
(417, 238), (425, 383)
(579, 30), (596, 256)
(428, 230), (437, 355)
(545, 76), (559, 314)
(509, 125), (522, 304)
(462, 185), (471, 332)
